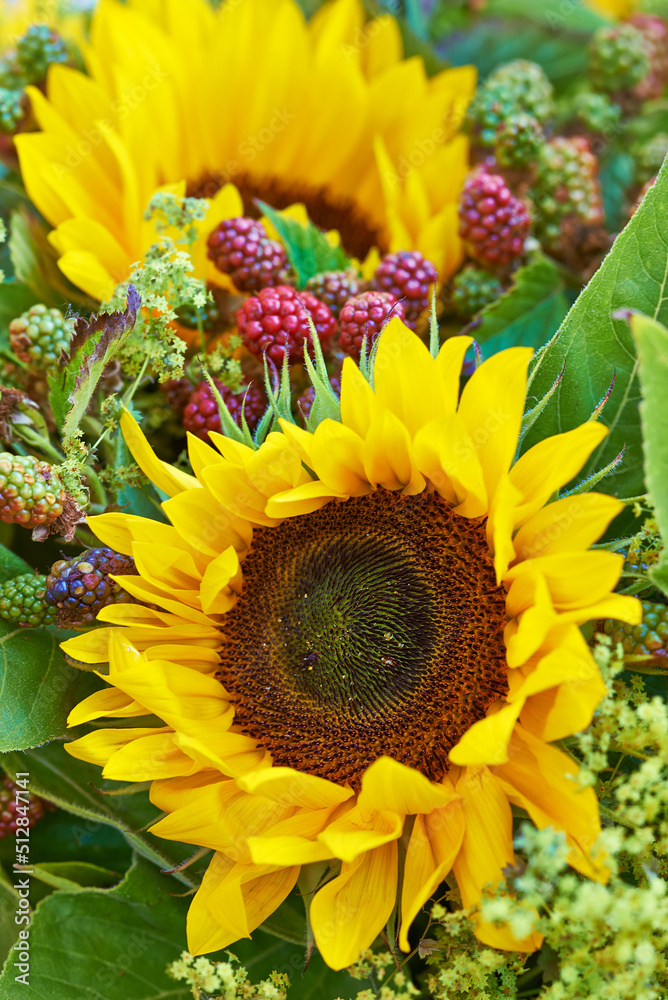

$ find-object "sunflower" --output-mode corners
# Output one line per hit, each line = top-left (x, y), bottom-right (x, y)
(63, 319), (640, 970)
(14, 0), (474, 303)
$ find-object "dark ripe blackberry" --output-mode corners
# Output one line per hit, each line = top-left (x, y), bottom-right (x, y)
(305, 270), (365, 319)
(183, 378), (266, 440)
(589, 24), (651, 94)
(16, 24), (69, 84)
(207, 217), (291, 292)
(458, 168), (530, 268)
(0, 573), (54, 627)
(373, 250), (436, 328)
(0, 775), (49, 838)
(236, 285), (337, 365)
(45, 548), (138, 629)
(604, 601), (668, 659)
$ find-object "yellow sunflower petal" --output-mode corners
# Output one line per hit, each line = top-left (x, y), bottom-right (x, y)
(237, 767), (353, 810)
(513, 493), (624, 562)
(358, 756), (459, 815)
(120, 411), (199, 496)
(317, 803), (402, 862)
(448, 702), (523, 767)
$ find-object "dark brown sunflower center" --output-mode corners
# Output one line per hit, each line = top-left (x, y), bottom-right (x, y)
(187, 171), (387, 261)
(216, 489), (509, 789)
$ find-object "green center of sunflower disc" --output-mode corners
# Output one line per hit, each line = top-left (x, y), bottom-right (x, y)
(217, 489), (509, 788)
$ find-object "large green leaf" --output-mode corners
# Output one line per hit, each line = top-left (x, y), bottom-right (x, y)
(631, 313), (668, 597)
(0, 543), (31, 584)
(0, 742), (192, 877)
(258, 202), (352, 289)
(473, 253), (570, 359)
(522, 155), (668, 499)
(0, 623), (90, 752)
(0, 858), (191, 1000)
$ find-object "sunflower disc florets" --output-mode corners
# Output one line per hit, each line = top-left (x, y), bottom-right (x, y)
(183, 379), (266, 440)
(45, 548), (138, 629)
(452, 266), (504, 319)
(0, 573), (55, 628)
(0, 776), (48, 838)
(236, 285), (337, 365)
(604, 601), (668, 659)
(531, 136), (604, 250)
(589, 24), (651, 95)
(373, 250), (436, 328)
(16, 24), (69, 84)
(0, 454), (65, 528)
(338, 291), (405, 361)
(304, 270), (365, 319)
(458, 168), (530, 268)
(9, 304), (74, 371)
(207, 217), (291, 292)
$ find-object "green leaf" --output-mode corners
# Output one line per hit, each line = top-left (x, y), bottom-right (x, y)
(0, 280), (38, 351)
(258, 201), (352, 289)
(0, 543), (31, 584)
(8, 207), (93, 308)
(0, 876), (20, 967)
(28, 862), (120, 892)
(630, 312), (668, 599)
(0, 623), (89, 752)
(473, 253), (570, 359)
(0, 742), (193, 878)
(0, 857), (192, 1000)
(522, 155), (668, 499)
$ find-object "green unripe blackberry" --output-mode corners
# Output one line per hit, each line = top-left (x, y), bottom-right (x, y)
(0, 454), (65, 528)
(16, 25), (69, 85)
(494, 112), (544, 169)
(604, 601), (668, 660)
(176, 297), (221, 331)
(452, 266), (504, 318)
(9, 304), (74, 371)
(571, 91), (621, 135)
(45, 547), (138, 629)
(531, 136), (604, 250)
(0, 88), (23, 134)
(486, 60), (555, 124)
(465, 80), (521, 148)
(0, 574), (54, 627)
(634, 132), (668, 186)
(0, 53), (28, 92)
(589, 25), (651, 94)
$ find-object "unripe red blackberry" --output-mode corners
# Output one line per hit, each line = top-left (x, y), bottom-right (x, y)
(16, 24), (69, 84)
(452, 266), (504, 319)
(494, 112), (543, 169)
(589, 25), (650, 94)
(0, 573), (54, 627)
(236, 285), (336, 365)
(458, 168), (530, 268)
(304, 270), (365, 319)
(183, 378), (266, 440)
(9, 304), (74, 371)
(338, 291), (405, 361)
(207, 217), (290, 292)
(486, 60), (555, 124)
(531, 137), (604, 250)
(0, 454), (64, 528)
(373, 251), (436, 328)
(160, 376), (195, 417)
(604, 601), (668, 659)
(630, 14), (668, 101)
(45, 548), (138, 629)
(0, 775), (48, 838)
(0, 88), (23, 133)
(297, 372), (342, 424)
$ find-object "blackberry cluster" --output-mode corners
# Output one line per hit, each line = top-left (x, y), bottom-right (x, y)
(16, 25), (69, 83)
(571, 91), (621, 135)
(531, 137), (604, 249)
(0, 88), (23, 133)
(486, 60), (554, 124)
(373, 251), (436, 328)
(634, 133), (668, 187)
(604, 601), (668, 659)
(0, 776), (49, 838)
(236, 285), (336, 365)
(452, 266), (503, 319)
(305, 270), (365, 319)
(0, 574), (54, 627)
(0, 454), (65, 529)
(9, 304), (74, 371)
(338, 291), (405, 361)
(589, 25), (650, 94)
(458, 168), (530, 268)
(494, 112), (544, 170)
(630, 14), (668, 101)
(207, 217), (290, 292)
(465, 81), (522, 148)
(45, 548), (137, 629)
(160, 376), (195, 417)
(183, 379), (266, 440)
